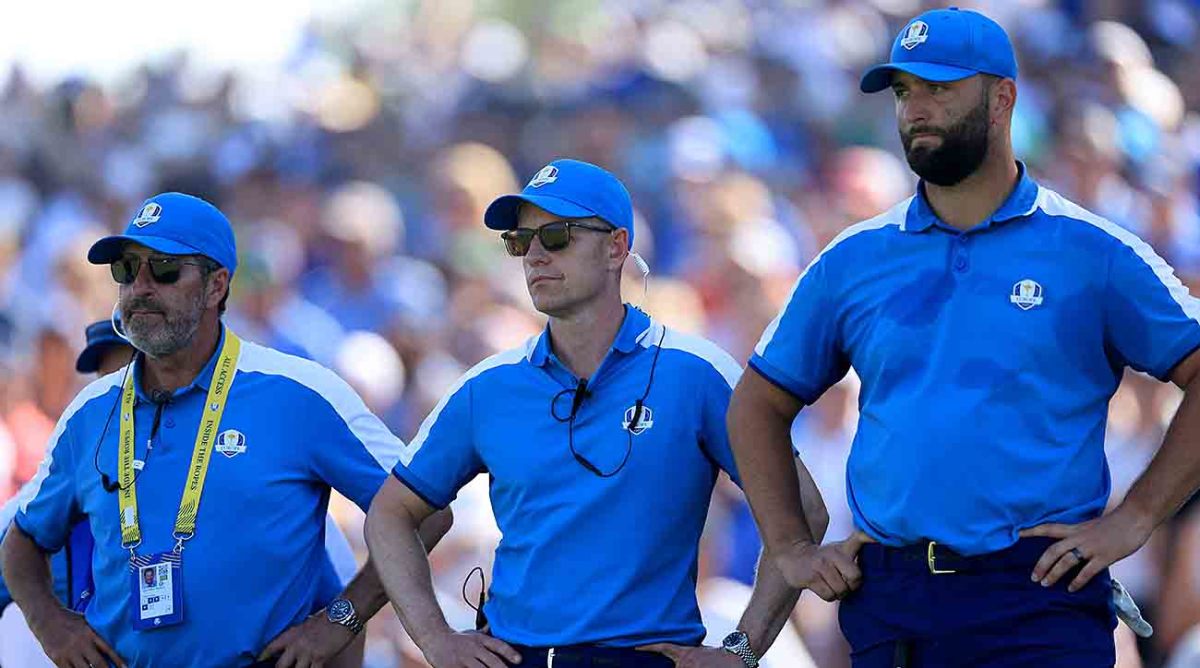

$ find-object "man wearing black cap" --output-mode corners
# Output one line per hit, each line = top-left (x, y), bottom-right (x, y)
(367, 159), (829, 668)
(729, 7), (1197, 666)
(3, 193), (451, 667)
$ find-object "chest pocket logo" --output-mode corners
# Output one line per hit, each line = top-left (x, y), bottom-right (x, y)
(215, 429), (247, 458)
(622, 404), (654, 435)
(1010, 279), (1044, 311)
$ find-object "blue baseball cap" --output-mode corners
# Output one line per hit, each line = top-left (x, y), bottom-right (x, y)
(484, 159), (636, 249)
(87, 192), (238, 274)
(860, 8), (1017, 94)
(75, 319), (131, 374)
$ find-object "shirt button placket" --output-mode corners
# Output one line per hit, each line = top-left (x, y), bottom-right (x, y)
(952, 235), (970, 273)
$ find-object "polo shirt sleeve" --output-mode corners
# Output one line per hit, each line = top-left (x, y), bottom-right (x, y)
(13, 419), (81, 553)
(1103, 236), (1200, 380)
(391, 378), (482, 510)
(748, 254), (849, 404)
(692, 344), (744, 488)
(305, 370), (405, 513)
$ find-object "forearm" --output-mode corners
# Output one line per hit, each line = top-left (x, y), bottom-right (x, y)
(364, 503), (452, 649)
(728, 389), (816, 551)
(1122, 380), (1200, 527)
(2, 525), (63, 630)
(735, 550), (801, 657)
(795, 458), (830, 544)
(345, 507), (453, 620)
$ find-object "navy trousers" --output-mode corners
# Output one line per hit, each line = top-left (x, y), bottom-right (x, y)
(839, 537), (1117, 667)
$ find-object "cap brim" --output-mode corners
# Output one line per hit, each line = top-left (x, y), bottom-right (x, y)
(860, 62), (979, 93)
(87, 234), (206, 265)
(75, 341), (124, 373)
(483, 194), (598, 231)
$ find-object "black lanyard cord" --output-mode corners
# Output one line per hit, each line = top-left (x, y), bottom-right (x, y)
(93, 357), (169, 493)
(549, 325), (667, 478)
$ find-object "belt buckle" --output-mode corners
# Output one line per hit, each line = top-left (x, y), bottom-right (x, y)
(927, 541), (957, 575)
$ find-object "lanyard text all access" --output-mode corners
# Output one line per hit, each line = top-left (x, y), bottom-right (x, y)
(117, 332), (241, 555)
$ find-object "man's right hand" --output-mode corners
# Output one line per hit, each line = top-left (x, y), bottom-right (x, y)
(772, 530), (876, 601)
(422, 630), (522, 668)
(29, 606), (126, 668)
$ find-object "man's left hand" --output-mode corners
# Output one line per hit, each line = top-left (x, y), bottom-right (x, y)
(1021, 505), (1154, 593)
(637, 643), (746, 667)
(257, 612), (356, 668)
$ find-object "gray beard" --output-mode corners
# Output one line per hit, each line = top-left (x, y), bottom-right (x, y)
(122, 295), (205, 358)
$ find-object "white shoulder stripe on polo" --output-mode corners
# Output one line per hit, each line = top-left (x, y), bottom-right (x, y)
(639, 321), (743, 389)
(1036, 187), (1200, 324)
(236, 340), (404, 471)
(754, 197), (911, 356)
(18, 368), (125, 514)
(401, 340), (532, 466)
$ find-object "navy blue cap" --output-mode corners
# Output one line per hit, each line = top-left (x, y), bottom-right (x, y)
(75, 319), (131, 374)
(860, 8), (1017, 94)
(87, 193), (237, 274)
(484, 159), (636, 249)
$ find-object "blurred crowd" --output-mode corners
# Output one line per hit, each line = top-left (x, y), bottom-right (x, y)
(2, 0), (1200, 665)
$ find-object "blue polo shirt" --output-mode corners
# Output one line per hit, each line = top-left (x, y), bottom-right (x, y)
(14, 327), (402, 667)
(752, 164), (1200, 556)
(392, 305), (742, 647)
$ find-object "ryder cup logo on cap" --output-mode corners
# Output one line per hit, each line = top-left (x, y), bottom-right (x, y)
(528, 165), (559, 188)
(900, 20), (929, 50)
(860, 8), (1018, 94)
(484, 158), (637, 249)
(86, 192), (238, 275)
(132, 202), (163, 228)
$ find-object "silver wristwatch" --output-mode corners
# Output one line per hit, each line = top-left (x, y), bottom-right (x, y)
(326, 598), (365, 635)
(721, 630), (760, 668)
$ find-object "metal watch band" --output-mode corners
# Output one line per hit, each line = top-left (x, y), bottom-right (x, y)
(337, 613), (365, 635)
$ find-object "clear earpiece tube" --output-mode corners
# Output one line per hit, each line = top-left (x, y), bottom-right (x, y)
(111, 301), (132, 344)
(629, 251), (651, 303)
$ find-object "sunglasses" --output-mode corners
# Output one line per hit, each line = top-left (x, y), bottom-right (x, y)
(110, 255), (214, 285)
(500, 220), (615, 257)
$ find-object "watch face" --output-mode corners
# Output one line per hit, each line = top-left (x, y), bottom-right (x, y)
(328, 599), (353, 622)
(722, 631), (748, 648)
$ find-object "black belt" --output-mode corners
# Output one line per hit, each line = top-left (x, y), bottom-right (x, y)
(509, 643), (676, 667)
(859, 536), (1057, 575)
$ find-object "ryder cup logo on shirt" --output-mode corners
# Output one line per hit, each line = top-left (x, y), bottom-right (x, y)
(528, 165), (559, 188)
(132, 202), (163, 228)
(215, 429), (246, 458)
(900, 20), (929, 50)
(1010, 279), (1044, 310)
(622, 404), (654, 435)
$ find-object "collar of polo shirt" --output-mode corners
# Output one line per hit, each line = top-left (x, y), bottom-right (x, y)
(130, 325), (229, 403)
(904, 161), (1040, 233)
(527, 304), (655, 367)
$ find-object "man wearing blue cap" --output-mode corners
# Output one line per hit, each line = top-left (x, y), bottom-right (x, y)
(366, 159), (829, 668)
(728, 7), (1200, 666)
(2, 192), (452, 667)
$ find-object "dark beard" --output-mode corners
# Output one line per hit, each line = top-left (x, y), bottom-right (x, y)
(901, 97), (990, 187)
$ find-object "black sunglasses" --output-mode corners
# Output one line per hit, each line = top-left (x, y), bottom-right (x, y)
(110, 255), (214, 285)
(500, 220), (614, 257)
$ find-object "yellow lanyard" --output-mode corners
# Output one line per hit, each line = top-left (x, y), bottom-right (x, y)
(118, 331), (241, 554)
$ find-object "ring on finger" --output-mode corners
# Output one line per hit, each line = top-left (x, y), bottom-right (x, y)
(1070, 547), (1086, 561)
